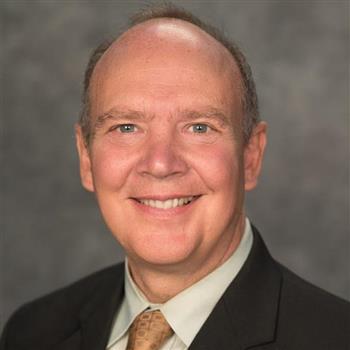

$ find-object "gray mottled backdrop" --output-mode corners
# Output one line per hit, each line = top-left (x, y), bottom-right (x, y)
(1, 0), (349, 330)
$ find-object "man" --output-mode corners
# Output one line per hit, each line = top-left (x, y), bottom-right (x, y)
(1, 3), (349, 350)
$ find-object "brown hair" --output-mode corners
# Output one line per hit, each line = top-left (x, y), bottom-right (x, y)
(79, 2), (259, 145)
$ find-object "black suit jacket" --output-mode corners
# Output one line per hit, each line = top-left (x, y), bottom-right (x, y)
(1, 227), (349, 350)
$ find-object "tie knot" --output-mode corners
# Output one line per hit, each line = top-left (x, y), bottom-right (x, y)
(126, 310), (173, 350)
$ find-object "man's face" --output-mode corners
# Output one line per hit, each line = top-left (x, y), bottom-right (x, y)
(76, 20), (266, 273)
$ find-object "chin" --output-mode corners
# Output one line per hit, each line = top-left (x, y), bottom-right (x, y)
(126, 233), (198, 267)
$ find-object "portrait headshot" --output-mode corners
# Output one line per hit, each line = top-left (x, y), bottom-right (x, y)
(1, 1), (349, 349)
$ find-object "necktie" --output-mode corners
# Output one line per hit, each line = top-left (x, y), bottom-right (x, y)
(126, 310), (174, 350)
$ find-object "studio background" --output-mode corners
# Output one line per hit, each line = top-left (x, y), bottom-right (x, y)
(1, 0), (349, 330)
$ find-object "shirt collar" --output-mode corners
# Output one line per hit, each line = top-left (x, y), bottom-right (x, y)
(106, 258), (149, 348)
(107, 217), (253, 348)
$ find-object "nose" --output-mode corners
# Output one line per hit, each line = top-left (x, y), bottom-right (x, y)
(136, 135), (189, 179)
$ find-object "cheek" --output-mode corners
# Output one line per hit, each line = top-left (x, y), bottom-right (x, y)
(189, 141), (242, 190)
(190, 143), (244, 228)
(90, 142), (136, 190)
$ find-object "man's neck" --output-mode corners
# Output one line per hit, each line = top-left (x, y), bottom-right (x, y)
(127, 216), (246, 303)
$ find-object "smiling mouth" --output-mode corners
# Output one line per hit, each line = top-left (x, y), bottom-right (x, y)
(134, 195), (201, 210)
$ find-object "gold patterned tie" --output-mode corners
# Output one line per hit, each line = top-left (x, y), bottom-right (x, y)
(126, 310), (174, 350)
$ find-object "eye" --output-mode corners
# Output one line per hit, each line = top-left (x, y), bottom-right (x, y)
(114, 124), (136, 133)
(190, 124), (209, 133)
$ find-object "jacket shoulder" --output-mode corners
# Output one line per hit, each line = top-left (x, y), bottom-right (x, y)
(0, 263), (124, 349)
(276, 262), (350, 348)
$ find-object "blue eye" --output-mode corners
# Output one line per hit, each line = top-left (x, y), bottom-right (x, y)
(118, 124), (136, 133)
(191, 124), (208, 133)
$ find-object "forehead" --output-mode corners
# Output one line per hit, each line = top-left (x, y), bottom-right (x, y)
(89, 19), (243, 120)
(97, 18), (238, 72)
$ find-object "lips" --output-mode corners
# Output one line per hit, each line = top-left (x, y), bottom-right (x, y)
(133, 195), (201, 210)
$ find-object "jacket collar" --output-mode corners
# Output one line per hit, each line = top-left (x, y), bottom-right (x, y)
(189, 227), (282, 350)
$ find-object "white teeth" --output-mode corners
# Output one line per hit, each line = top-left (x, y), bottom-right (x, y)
(139, 196), (195, 209)
(155, 200), (163, 209)
(164, 199), (173, 209)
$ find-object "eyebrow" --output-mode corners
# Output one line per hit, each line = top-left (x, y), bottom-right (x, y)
(94, 108), (152, 129)
(94, 106), (231, 129)
(181, 107), (230, 128)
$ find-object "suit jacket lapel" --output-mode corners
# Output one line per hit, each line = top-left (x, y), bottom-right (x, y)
(79, 263), (125, 350)
(81, 264), (124, 350)
(50, 263), (125, 350)
(52, 330), (82, 350)
(189, 227), (282, 350)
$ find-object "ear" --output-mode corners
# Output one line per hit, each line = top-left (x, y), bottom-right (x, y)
(75, 124), (95, 192)
(244, 121), (267, 191)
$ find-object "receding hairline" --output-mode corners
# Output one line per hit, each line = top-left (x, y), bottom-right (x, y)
(79, 3), (260, 145)
(92, 17), (241, 87)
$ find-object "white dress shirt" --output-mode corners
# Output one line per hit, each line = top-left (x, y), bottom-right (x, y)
(107, 218), (253, 350)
